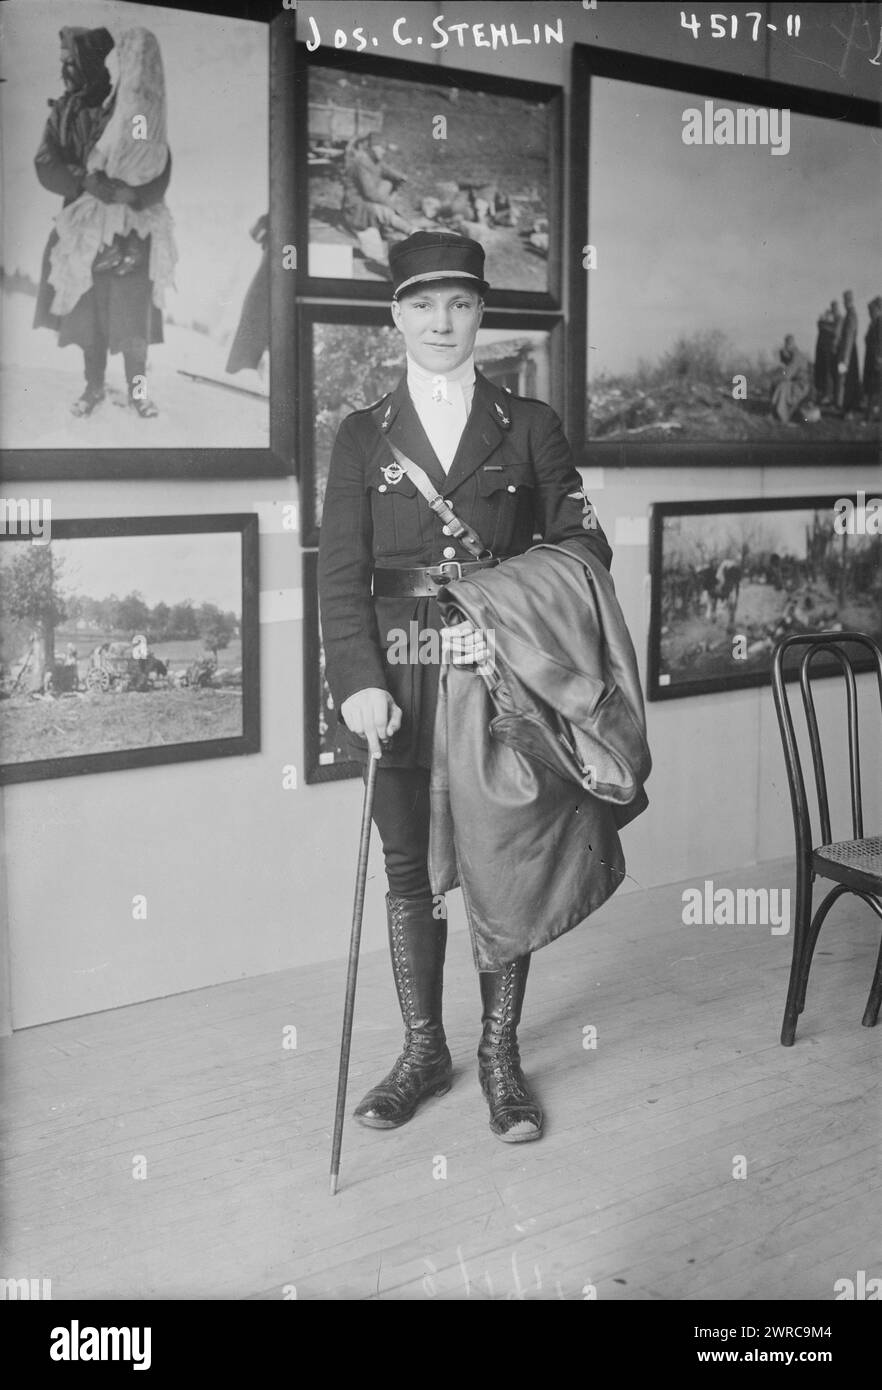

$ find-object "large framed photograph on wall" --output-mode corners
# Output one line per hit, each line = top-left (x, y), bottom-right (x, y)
(647, 494), (882, 701)
(302, 549), (360, 785)
(0, 513), (260, 783)
(570, 45), (882, 467)
(297, 43), (562, 309)
(298, 304), (564, 546)
(0, 0), (295, 480)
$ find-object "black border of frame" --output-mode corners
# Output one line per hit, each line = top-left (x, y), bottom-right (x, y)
(297, 301), (566, 546)
(295, 40), (563, 310)
(0, 1), (296, 482)
(302, 548), (361, 784)
(569, 43), (882, 469)
(0, 511), (260, 783)
(646, 493), (879, 702)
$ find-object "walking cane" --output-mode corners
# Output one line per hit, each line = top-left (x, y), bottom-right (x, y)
(329, 751), (379, 1196)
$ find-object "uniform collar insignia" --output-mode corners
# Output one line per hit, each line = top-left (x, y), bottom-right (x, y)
(372, 395), (396, 432)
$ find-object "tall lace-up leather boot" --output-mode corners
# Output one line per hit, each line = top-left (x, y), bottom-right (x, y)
(354, 892), (452, 1128)
(478, 955), (543, 1143)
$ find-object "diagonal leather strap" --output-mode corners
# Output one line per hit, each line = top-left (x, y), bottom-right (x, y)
(385, 441), (493, 561)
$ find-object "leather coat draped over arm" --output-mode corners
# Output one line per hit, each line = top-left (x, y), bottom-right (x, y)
(429, 540), (651, 970)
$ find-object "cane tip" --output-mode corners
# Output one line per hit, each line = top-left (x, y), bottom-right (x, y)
(329, 1173), (338, 1196)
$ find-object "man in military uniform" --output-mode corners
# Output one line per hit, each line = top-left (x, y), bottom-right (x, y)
(318, 231), (612, 1143)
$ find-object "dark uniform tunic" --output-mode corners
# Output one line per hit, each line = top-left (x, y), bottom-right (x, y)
(318, 369), (613, 769)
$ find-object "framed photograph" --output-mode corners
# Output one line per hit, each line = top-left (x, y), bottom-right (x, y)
(302, 549), (360, 785)
(298, 304), (564, 545)
(570, 45), (882, 466)
(647, 494), (882, 701)
(0, 0), (295, 479)
(0, 513), (260, 783)
(298, 44), (562, 308)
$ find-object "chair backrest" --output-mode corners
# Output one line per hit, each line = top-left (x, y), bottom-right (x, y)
(772, 631), (882, 859)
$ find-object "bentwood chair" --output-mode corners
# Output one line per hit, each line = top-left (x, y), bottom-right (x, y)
(772, 632), (882, 1045)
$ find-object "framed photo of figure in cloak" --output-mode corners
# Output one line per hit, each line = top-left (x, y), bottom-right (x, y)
(0, 0), (295, 479)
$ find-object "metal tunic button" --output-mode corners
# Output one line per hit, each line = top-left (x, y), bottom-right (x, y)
(378, 484), (387, 493)
(507, 484), (516, 493)
(443, 546), (456, 560)
(441, 524), (451, 535)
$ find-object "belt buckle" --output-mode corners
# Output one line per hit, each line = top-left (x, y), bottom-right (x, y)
(431, 561), (464, 584)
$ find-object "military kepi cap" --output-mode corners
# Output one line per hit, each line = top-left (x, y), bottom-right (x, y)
(389, 230), (488, 299)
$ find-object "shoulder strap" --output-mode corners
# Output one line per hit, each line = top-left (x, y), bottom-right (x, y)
(385, 441), (443, 506)
(385, 440), (493, 561)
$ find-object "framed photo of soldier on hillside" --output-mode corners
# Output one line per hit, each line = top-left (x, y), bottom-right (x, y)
(570, 45), (882, 467)
(0, 0), (295, 480)
(0, 513), (260, 783)
(297, 303), (563, 545)
(647, 494), (882, 701)
(298, 45), (562, 308)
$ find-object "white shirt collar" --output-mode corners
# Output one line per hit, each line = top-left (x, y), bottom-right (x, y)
(406, 352), (476, 397)
(404, 353), (476, 472)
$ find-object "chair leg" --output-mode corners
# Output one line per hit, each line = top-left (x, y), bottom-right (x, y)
(861, 933), (882, 1028)
(796, 884), (848, 1013)
(785, 882), (849, 1044)
(781, 859), (812, 1046)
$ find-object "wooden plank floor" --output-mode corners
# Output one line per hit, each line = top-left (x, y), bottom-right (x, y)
(2, 858), (880, 1301)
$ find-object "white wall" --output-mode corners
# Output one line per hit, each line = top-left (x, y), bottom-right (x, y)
(2, 2), (880, 1027)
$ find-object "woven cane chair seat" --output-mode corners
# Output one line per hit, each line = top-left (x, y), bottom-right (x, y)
(814, 836), (882, 890)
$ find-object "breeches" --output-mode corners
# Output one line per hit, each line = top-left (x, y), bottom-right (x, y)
(361, 764), (432, 900)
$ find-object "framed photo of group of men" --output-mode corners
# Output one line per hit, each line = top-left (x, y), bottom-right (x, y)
(569, 45), (882, 470)
(647, 495), (882, 701)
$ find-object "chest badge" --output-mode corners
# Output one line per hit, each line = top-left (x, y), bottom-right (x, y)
(382, 460), (404, 485)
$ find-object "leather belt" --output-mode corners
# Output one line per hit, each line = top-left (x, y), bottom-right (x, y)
(373, 558), (500, 598)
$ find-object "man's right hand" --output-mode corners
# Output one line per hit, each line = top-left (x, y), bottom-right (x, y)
(340, 687), (402, 760)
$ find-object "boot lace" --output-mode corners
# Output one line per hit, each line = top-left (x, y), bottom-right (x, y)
(485, 1034), (528, 1101)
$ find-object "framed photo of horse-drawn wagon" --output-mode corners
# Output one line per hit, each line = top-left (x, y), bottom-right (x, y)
(0, 513), (260, 783)
(647, 494), (882, 702)
(0, 0), (295, 481)
(297, 43), (562, 309)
